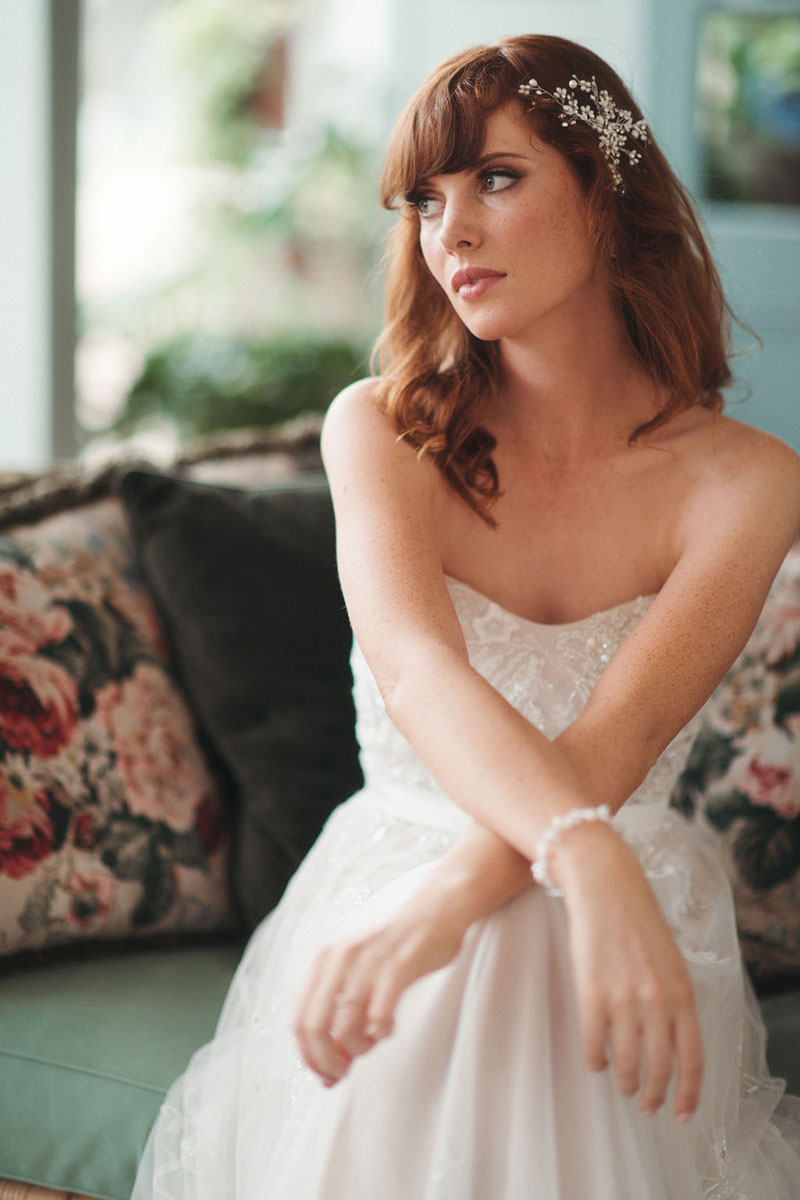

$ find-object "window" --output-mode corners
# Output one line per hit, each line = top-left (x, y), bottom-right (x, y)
(697, 4), (800, 205)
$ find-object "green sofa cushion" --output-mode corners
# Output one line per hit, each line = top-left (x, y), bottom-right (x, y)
(0, 940), (243, 1200)
(762, 987), (800, 1098)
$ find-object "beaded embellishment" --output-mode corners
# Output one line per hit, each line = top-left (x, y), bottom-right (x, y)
(518, 75), (649, 192)
(531, 804), (613, 897)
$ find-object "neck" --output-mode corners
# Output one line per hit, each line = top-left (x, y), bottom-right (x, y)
(492, 289), (662, 464)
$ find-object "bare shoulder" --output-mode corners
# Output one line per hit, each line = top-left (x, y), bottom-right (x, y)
(658, 412), (800, 587)
(317, 383), (465, 684)
(321, 376), (439, 498)
(321, 377), (389, 456)
(702, 411), (800, 468)
(663, 409), (800, 523)
(707, 414), (799, 511)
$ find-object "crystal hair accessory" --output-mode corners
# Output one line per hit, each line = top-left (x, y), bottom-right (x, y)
(518, 75), (649, 192)
(531, 804), (613, 897)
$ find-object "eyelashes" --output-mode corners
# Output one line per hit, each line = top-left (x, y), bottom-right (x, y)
(406, 167), (522, 218)
(480, 167), (521, 190)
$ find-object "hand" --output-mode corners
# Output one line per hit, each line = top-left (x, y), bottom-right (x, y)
(293, 902), (467, 1086)
(553, 822), (704, 1123)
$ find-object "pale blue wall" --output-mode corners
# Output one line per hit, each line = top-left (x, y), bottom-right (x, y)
(648, 0), (800, 451)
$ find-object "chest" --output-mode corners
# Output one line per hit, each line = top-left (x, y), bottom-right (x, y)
(433, 449), (682, 623)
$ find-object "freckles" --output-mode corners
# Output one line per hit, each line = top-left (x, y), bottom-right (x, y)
(418, 240), (444, 288)
(542, 201), (593, 274)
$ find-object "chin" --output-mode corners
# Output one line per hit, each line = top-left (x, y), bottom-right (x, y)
(459, 315), (529, 343)
(454, 307), (516, 342)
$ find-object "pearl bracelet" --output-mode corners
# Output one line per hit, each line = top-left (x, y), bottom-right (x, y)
(531, 804), (612, 897)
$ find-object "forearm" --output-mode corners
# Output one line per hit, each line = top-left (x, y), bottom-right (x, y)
(396, 704), (643, 934)
(386, 643), (652, 863)
(398, 822), (533, 935)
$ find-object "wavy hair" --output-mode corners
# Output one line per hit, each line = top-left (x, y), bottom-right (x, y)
(371, 35), (735, 525)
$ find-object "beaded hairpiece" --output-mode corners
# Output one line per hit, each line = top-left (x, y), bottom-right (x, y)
(517, 74), (649, 193)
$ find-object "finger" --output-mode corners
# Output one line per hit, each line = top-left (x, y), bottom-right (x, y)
(365, 961), (416, 1043)
(294, 956), (354, 1082)
(329, 995), (376, 1059)
(637, 1008), (674, 1115)
(672, 1005), (704, 1123)
(608, 999), (643, 1097)
(303, 1001), (353, 1083)
(293, 963), (326, 1073)
(577, 988), (610, 1073)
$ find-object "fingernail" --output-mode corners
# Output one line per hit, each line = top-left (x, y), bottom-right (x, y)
(676, 1111), (693, 1124)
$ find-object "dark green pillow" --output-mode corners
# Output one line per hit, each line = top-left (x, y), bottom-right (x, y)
(118, 469), (363, 927)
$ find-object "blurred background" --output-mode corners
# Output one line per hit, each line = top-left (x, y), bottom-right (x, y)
(1, 0), (799, 468)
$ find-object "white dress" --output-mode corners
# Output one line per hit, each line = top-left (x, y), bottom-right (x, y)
(132, 577), (800, 1199)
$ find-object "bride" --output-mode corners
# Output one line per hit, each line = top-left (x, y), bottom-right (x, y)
(133, 34), (800, 1199)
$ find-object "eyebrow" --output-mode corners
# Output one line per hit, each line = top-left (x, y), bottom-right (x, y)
(411, 151), (530, 195)
(471, 152), (529, 169)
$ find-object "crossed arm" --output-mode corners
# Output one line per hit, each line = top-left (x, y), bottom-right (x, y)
(294, 381), (800, 1121)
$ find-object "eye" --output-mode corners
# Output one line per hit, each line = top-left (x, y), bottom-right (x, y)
(408, 194), (444, 220)
(480, 169), (519, 193)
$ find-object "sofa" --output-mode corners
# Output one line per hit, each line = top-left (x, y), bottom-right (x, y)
(0, 432), (798, 1200)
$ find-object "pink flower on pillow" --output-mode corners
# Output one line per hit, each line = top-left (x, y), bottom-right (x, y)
(0, 630), (80, 757)
(0, 757), (55, 877)
(95, 663), (210, 831)
(0, 566), (72, 648)
(732, 726), (800, 819)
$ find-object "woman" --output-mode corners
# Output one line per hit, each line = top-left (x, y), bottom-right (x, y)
(133, 34), (800, 1199)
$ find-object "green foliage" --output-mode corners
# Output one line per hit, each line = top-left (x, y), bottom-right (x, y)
(699, 13), (800, 203)
(161, 0), (297, 167)
(79, 1), (381, 446)
(114, 332), (366, 437)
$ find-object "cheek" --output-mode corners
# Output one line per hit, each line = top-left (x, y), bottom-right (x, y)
(418, 233), (448, 290)
(524, 202), (594, 280)
(418, 230), (437, 270)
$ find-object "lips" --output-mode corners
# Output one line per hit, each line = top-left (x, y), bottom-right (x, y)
(451, 267), (506, 293)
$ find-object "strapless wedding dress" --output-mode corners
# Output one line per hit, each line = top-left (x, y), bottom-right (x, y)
(132, 578), (800, 1199)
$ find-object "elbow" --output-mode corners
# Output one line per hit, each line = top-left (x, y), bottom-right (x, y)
(619, 720), (684, 805)
(377, 641), (472, 729)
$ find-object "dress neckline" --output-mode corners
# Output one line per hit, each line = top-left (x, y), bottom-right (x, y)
(444, 574), (658, 631)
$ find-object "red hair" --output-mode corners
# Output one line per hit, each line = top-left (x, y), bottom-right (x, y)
(371, 35), (735, 525)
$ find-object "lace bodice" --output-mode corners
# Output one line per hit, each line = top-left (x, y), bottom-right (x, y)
(351, 576), (702, 828)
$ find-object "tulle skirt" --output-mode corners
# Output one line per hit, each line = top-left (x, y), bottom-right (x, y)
(132, 792), (800, 1199)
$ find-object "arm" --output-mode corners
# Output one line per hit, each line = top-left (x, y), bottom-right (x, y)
(317, 385), (653, 859)
(295, 385), (800, 1110)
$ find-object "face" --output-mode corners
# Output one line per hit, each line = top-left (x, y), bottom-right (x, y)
(412, 103), (601, 344)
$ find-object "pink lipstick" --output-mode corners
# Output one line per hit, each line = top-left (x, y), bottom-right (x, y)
(451, 267), (506, 301)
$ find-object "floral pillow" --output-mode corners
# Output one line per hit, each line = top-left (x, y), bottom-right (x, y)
(0, 497), (236, 955)
(671, 540), (800, 987)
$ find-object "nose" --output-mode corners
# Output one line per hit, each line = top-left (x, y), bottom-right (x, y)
(438, 195), (481, 255)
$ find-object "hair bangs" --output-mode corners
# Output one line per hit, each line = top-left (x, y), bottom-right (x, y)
(379, 50), (514, 209)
